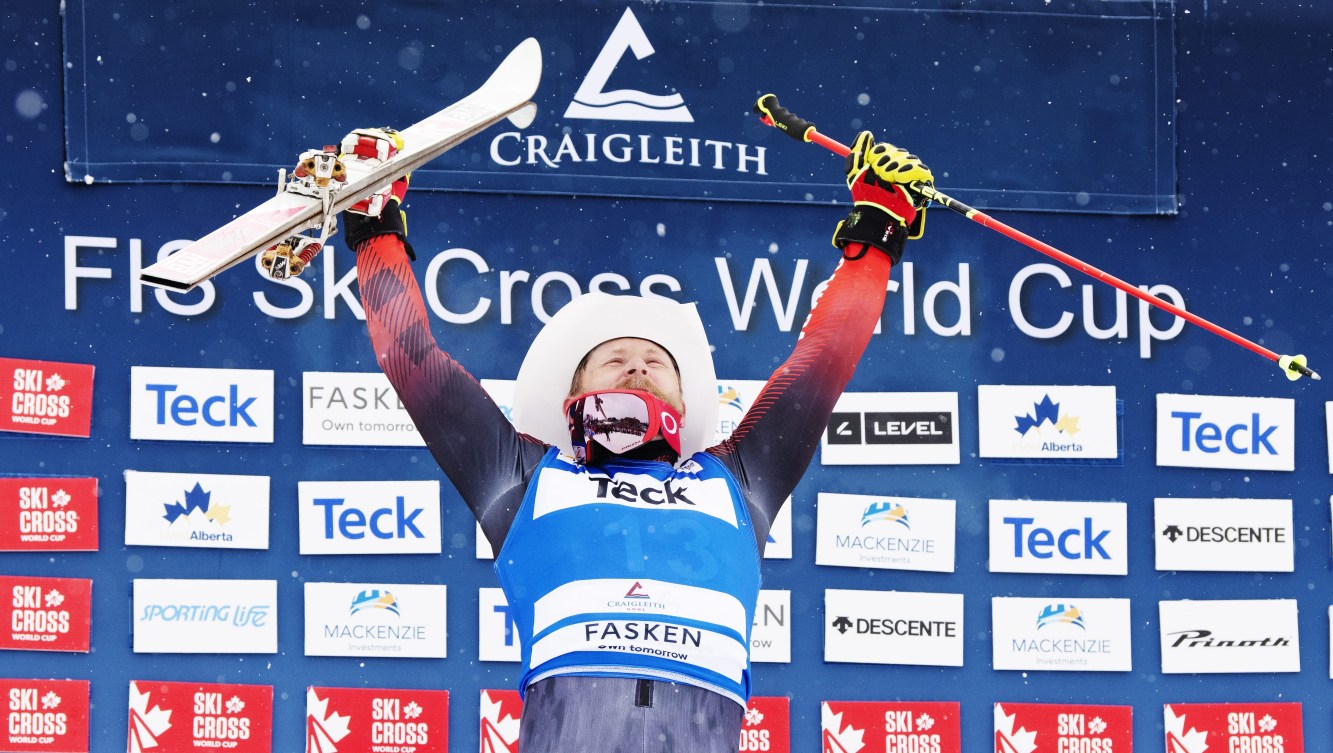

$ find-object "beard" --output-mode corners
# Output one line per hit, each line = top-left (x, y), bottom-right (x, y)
(616, 374), (685, 415)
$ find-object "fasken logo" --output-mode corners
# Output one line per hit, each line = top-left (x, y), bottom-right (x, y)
(564, 7), (693, 122)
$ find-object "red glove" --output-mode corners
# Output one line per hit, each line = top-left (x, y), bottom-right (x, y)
(833, 131), (933, 262)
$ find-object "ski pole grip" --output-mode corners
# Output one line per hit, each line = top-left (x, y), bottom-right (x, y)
(755, 94), (815, 142)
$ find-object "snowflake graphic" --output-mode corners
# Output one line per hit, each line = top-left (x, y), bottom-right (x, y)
(403, 701), (422, 720)
(51, 489), (71, 508)
(744, 706), (765, 726)
(44, 590), (65, 608)
(41, 691), (62, 709)
(45, 374), (66, 392)
(1258, 714), (1277, 733)
(225, 696), (245, 714)
(915, 713), (934, 731)
(1088, 717), (1107, 734)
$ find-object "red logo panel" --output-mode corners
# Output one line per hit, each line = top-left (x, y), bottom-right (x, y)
(306, 686), (448, 753)
(1, 678), (90, 753)
(822, 700), (961, 753)
(477, 690), (790, 753)
(0, 478), (99, 552)
(0, 358), (94, 438)
(995, 702), (1132, 752)
(0, 576), (91, 652)
(127, 680), (272, 753)
(1165, 702), (1302, 753)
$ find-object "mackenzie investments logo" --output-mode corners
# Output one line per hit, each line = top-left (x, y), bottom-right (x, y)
(349, 590), (400, 618)
(861, 501), (909, 529)
(1036, 604), (1085, 631)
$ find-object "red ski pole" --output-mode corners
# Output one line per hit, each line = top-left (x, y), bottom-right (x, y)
(755, 94), (1319, 382)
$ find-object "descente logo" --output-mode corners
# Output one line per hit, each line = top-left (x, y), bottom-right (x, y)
(489, 6), (765, 175)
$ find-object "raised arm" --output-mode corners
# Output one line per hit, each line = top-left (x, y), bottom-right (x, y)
(341, 130), (547, 550)
(710, 132), (934, 544)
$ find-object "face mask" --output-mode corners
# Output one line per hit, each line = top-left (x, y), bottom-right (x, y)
(564, 389), (683, 462)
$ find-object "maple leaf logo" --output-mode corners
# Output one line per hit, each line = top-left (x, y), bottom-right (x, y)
(1258, 715), (1277, 733)
(1088, 717), (1107, 734)
(45, 374), (66, 392)
(128, 682), (173, 753)
(162, 482), (230, 527)
(403, 701), (422, 720)
(1164, 706), (1209, 753)
(995, 704), (1038, 753)
(916, 713), (935, 731)
(479, 691), (520, 753)
(225, 696), (245, 714)
(51, 489), (71, 508)
(44, 590), (64, 608)
(821, 703), (866, 753)
(744, 706), (765, 726)
(41, 691), (61, 709)
(1013, 394), (1081, 437)
(306, 689), (351, 753)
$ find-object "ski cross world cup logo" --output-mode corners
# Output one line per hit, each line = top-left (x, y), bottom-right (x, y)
(564, 7), (693, 122)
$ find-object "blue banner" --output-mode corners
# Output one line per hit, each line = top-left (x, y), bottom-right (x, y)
(63, 0), (1177, 213)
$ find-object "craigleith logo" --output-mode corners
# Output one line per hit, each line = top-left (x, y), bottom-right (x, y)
(565, 7), (693, 122)
(861, 501), (909, 529)
(349, 589), (400, 617)
(623, 582), (650, 600)
(1036, 604), (1085, 630)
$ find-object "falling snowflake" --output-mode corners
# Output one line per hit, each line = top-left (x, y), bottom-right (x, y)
(225, 696), (245, 714)
(51, 489), (71, 508)
(744, 706), (765, 726)
(915, 713), (935, 731)
(994, 705), (1038, 753)
(1258, 714), (1277, 733)
(41, 691), (62, 709)
(1088, 716), (1107, 734)
(403, 701), (422, 719)
(45, 374), (66, 392)
(44, 590), (65, 608)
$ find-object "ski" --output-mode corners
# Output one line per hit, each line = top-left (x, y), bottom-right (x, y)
(140, 37), (542, 292)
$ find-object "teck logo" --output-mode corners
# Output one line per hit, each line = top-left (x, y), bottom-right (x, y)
(1156, 393), (1294, 471)
(130, 367), (273, 443)
(989, 499), (1126, 576)
(298, 481), (442, 555)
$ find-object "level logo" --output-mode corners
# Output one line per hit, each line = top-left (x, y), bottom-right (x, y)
(565, 7), (693, 122)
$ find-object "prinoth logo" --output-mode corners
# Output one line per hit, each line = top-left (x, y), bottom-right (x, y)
(1166, 629), (1292, 650)
(490, 6), (765, 175)
(162, 482), (233, 543)
(1013, 395), (1084, 452)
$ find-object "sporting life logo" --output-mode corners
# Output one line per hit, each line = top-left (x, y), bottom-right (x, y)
(131, 579), (277, 654)
(1156, 393), (1295, 471)
(991, 596), (1132, 672)
(564, 7), (693, 122)
(988, 499), (1127, 576)
(821, 392), (960, 466)
(130, 366), (274, 443)
(297, 480), (442, 555)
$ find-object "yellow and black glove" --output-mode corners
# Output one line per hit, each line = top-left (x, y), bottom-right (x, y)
(833, 131), (933, 262)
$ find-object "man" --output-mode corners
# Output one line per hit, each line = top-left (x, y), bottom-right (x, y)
(342, 128), (931, 752)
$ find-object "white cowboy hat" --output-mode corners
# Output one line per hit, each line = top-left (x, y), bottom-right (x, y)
(513, 293), (718, 458)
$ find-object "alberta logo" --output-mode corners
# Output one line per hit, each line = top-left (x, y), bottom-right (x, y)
(162, 482), (231, 535)
(349, 590), (400, 618)
(1014, 395), (1080, 439)
(861, 501), (910, 529)
(978, 385), (1117, 459)
(1036, 604), (1085, 631)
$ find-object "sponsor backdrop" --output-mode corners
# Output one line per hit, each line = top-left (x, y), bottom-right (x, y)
(2, 1), (1331, 751)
